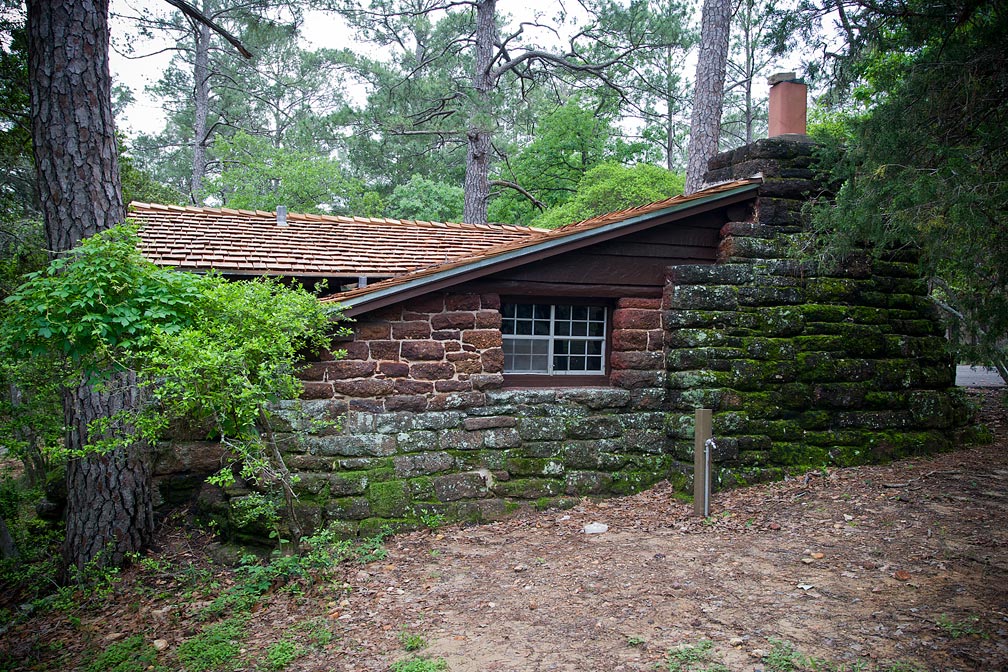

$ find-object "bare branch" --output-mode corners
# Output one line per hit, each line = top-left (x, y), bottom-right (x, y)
(162, 0), (253, 58)
(490, 179), (545, 211)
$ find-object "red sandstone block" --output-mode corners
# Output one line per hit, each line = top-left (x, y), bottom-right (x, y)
(612, 308), (661, 330)
(443, 341), (462, 352)
(462, 329), (502, 349)
(300, 381), (334, 399)
(411, 362), (455, 380)
(370, 305), (403, 321)
(348, 398), (384, 413)
(408, 294), (446, 312)
(325, 360), (377, 380)
(378, 361), (409, 377)
(385, 395), (429, 412)
(610, 351), (663, 371)
(610, 369), (662, 390)
(435, 379), (472, 392)
(475, 310), (502, 329)
(482, 348), (504, 373)
(356, 321), (390, 340)
(480, 293), (501, 310)
(452, 356), (483, 375)
(432, 329), (461, 341)
(369, 340), (400, 361)
(340, 341), (370, 360)
(611, 329), (648, 351)
(402, 311), (432, 321)
(332, 378), (395, 397)
(427, 391), (486, 411)
(431, 311), (476, 330)
(647, 329), (664, 351)
(401, 340), (446, 361)
(617, 297), (661, 309)
(445, 294), (481, 311)
(392, 320), (432, 339)
(394, 379), (434, 394)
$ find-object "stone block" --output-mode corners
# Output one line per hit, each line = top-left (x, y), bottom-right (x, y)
(565, 471), (613, 495)
(449, 352), (483, 375)
(401, 340), (446, 360)
(480, 293), (501, 309)
(612, 308), (661, 330)
(434, 471), (488, 501)
(517, 416), (567, 441)
(333, 378), (395, 397)
(395, 430), (438, 452)
(470, 373), (504, 390)
(411, 362), (455, 380)
(432, 329), (461, 341)
(556, 388), (631, 409)
(326, 496), (372, 521)
(482, 348), (505, 373)
(367, 480), (410, 517)
(484, 427), (522, 448)
(440, 429), (484, 450)
(611, 369), (664, 390)
(356, 321), (391, 340)
(462, 329), (502, 349)
(617, 297), (662, 309)
(567, 416), (622, 439)
(379, 362), (410, 377)
(394, 451), (455, 478)
(340, 341), (370, 360)
(301, 382), (334, 399)
(492, 477), (563, 499)
(409, 295), (446, 312)
(393, 379), (434, 394)
(562, 441), (601, 469)
(369, 340), (400, 361)
(475, 310), (502, 328)
(305, 433), (397, 457)
(445, 294), (481, 311)
(435, 379), (472, 393)
(392, 320), (432, 340)
(612, 329), (648, 351)
(667, 285), (739, 311)
(611, 350), (663, 371)
(431, 311), (476, 330)
(464, 415), (517, 431)
(429, 391), (486, 410)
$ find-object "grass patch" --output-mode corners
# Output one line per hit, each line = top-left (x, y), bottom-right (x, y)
(390, 657), (448, 672)
(263, 639), (303, 671)
(399, 630), (429, 652)
(665, 640), (727, 672)
(85, 635), (161, 672)
(762, 639), (925, 672)
(936, 614), (986, 639)
(176, 616), (248, 672)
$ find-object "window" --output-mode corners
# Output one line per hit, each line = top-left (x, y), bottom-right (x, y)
(501, 302), (607, 375)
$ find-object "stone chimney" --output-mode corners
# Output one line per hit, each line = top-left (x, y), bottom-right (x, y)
(276, 205), (288, 226)
(767, 72), (807, 138)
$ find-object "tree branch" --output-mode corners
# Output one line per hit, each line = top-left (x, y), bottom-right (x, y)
(490, 179), (545, 211)
(162, 0), (253, 58)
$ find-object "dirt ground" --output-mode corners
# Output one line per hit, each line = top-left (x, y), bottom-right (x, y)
(3, 389), (1007, 671)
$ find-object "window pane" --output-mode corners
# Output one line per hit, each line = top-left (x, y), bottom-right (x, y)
(588, 306), (604, 321)
(572, 306), (588, 321)
(587, 356), (602, 370)
(533, 304), (551, 320)
(554, 340), (568, 355)
(587, 340), (602, 356)
(572, 321), (587, 336)
(555, 321), (570, 336)
(588, 321), (604, 337)
(515, 319), (532, 336)
(555, 305), (571, 320)
(569, 356), (586, 371)
(516, 304), (532, 319)
(533, 319), (550, 336)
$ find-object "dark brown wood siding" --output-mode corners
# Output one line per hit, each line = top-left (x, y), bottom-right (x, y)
(463, 212), (724, 297)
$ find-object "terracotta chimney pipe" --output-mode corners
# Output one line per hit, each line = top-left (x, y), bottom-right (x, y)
(768, 72), (807, 137)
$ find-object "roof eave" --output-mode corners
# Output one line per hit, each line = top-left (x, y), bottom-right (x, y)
(337, 181), (760, 317)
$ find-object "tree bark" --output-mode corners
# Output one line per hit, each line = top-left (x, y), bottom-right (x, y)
(190, 18), (212, 202)
(462, 0), (496, 224)
(0, 516), (18, 560)
(684, 0), (731, 194)
(61, 371), (153, 580)
(27, 0), (153, 580)
(27, 0), (124, 252)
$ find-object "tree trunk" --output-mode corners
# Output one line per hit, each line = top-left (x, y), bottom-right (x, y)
(27, 0), (124, 252)
(9, 383), (47, 488)
(462, 0), (496, 224)
(684, 0), (731, 194)
(27, 0), (152, 581)
(61, 371), (153, 580)
(0, 516), (18, 560)
(190, 19), (212, 202)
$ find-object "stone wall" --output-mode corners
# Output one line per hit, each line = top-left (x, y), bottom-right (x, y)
(160, 137), (972, 540)
(662, 139), (971, 489)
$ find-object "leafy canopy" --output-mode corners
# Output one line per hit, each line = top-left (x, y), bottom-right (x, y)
(0, 226), (341, 456)
(534, 162), (685, 229)
(805, 0), (1008, 376)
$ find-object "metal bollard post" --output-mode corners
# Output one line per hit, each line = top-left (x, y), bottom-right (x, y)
(693, 408), (712, 517)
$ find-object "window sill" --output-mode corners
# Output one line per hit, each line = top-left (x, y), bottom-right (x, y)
(502, 374), (610, 388)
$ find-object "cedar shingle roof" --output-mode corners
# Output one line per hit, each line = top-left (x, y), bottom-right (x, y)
(131, 202), (546, 277)
(329, 179), (762, 315)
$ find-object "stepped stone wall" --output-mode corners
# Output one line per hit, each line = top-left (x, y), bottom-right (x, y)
(156, 138), (972, 541)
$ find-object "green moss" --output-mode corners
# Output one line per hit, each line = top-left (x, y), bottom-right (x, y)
(494, 478), (563, 499)
(366, 480), (410, 518)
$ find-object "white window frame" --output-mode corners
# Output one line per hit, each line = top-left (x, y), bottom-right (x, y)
(501, 302), (608, 375)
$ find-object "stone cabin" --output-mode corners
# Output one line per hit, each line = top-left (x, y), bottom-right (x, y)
(133, 80), (971, 537)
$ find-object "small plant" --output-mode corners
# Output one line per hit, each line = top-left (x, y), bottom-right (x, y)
(176, 616), (248, 672)
(399, 629), (429, 652)
(763, 639), (802, 671)
(263, 639), (303, 670)
(418, 509), (446, 531)
(390, 657), (448, 672)
(85, 635), (160, 672)
(936, 613), (986, 639)
(627, 635), (646, 647)
(665, 640), (727, 672)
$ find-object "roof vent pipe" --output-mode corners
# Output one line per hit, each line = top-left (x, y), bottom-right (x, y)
(276, 205), (288, 226)
(767, 72), (807, 138)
